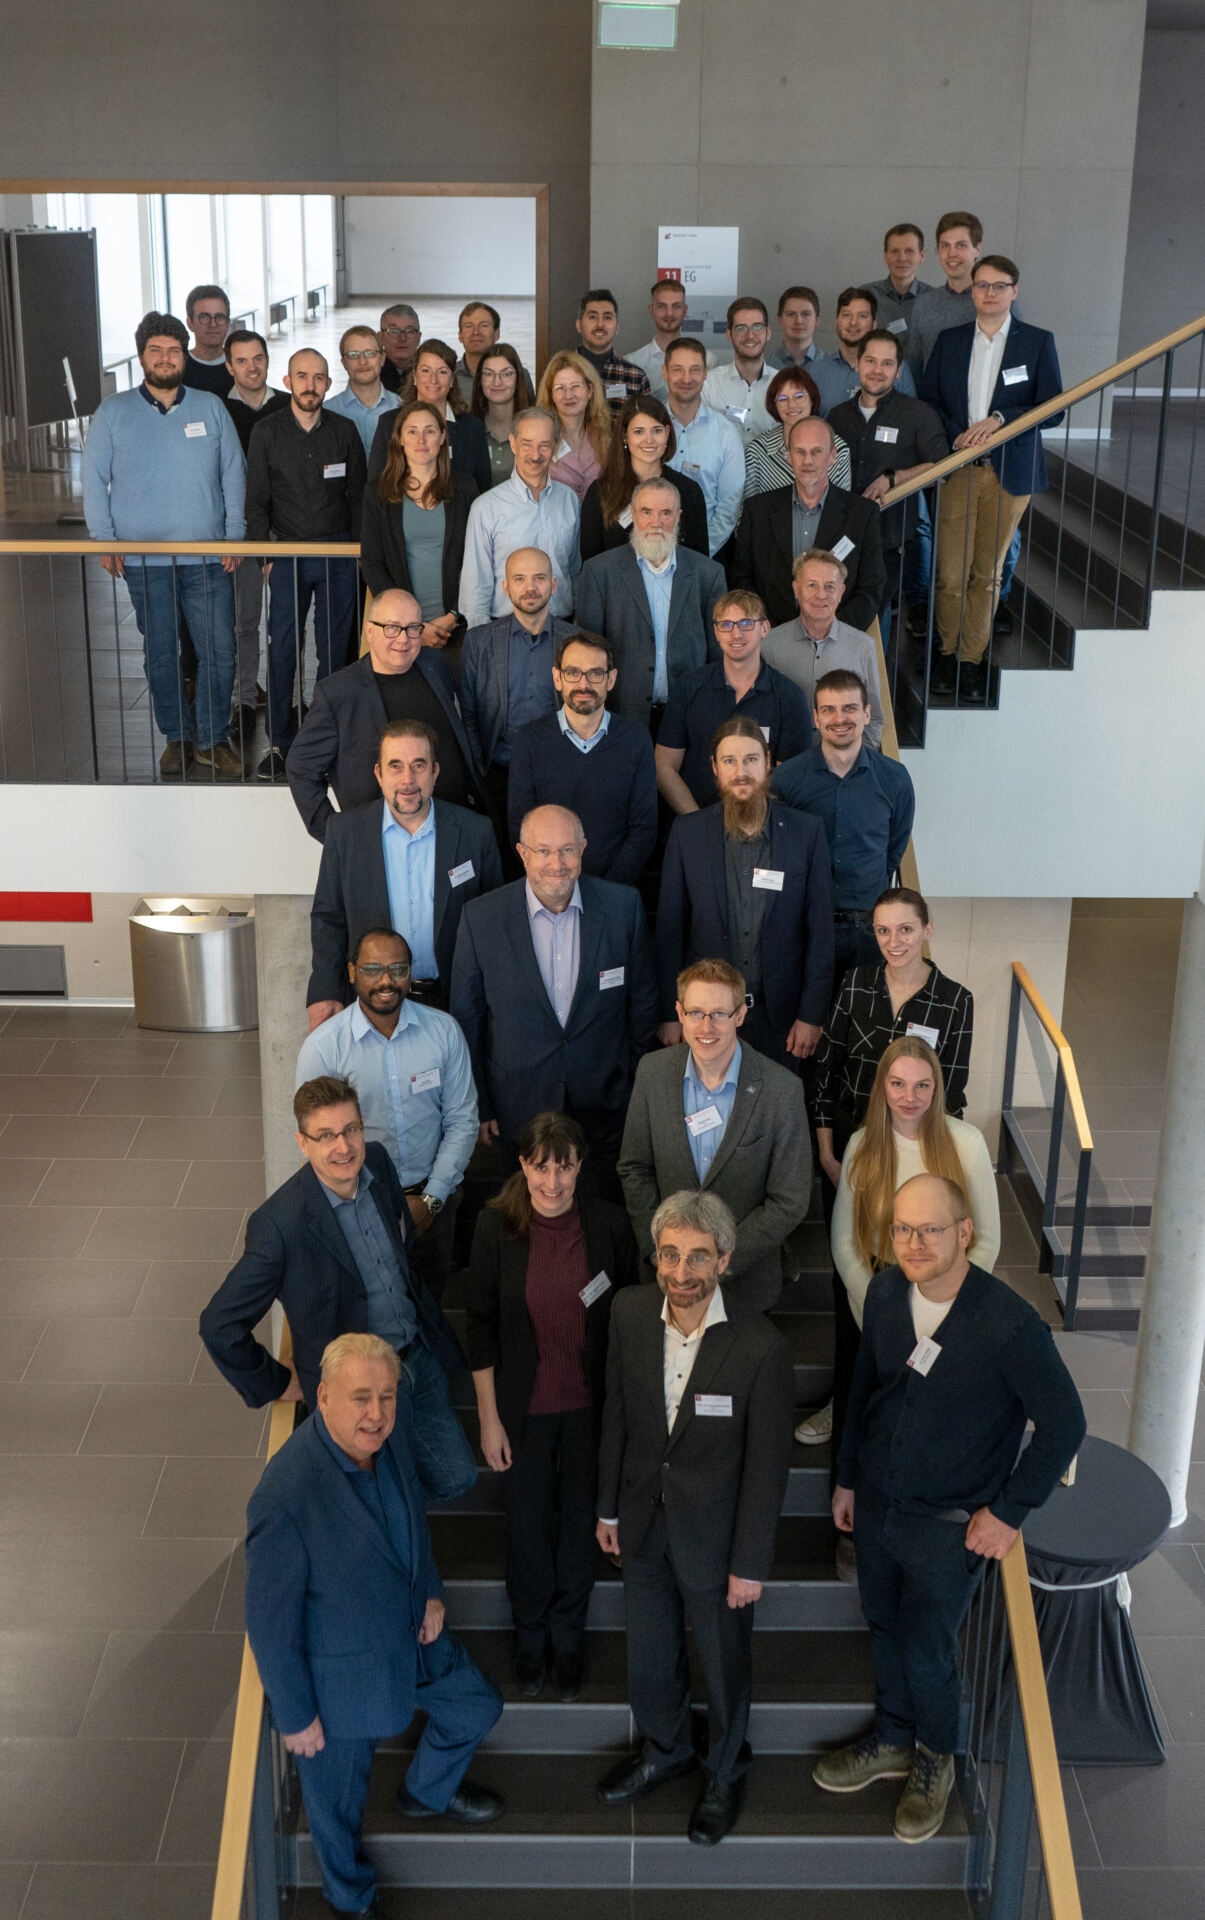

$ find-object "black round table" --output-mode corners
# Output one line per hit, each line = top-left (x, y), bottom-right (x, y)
(1022, 1433), (1171, 1765)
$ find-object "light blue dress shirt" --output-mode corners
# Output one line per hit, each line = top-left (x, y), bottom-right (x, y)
(667, 403), (746, 555)
(381, 801), (438, 980)
(526, 880), (582, 1026)
(556, 705), (611, 754)
(326, 384), (400, 456)
(636, 551), (678, 704)
(295, 998), (478, 1202)
(321, 1163), (417, 1349)
(458, 470), (581, 625)
(682, 1041), (742, 1183)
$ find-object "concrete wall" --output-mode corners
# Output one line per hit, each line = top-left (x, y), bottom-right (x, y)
(1118, 30), (1205, 360)
(0, 0), (592, 347)
(344, 196), (537, 299)
(591, 0), (1147, 385)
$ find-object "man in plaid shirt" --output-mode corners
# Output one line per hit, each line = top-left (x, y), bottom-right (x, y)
(574, 288), (652, 416)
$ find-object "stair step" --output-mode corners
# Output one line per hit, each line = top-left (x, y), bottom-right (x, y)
(1025, 490), (1205, 612)
(1049, 1221), (1148, 1278)
(294, 1752), (970, 1890)
(1046, 448), (1205, 577)
(434, 1445), (833, 1518)
(291, 1888), (974, 1918)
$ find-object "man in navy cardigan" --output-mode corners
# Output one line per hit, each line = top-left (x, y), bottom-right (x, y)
(246, 1333), (503, 1915)
(817, 1172), (1085, 1844)
(919, 256), (1063, 702)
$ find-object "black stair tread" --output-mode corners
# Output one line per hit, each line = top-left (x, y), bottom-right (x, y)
(290, 1890), (973, 1918)
(431, 1512), (845, 1585)
(1028, 487), (1205, 591)
(1008, 543), (1142, 633)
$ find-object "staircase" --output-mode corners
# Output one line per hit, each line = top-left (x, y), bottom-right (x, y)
(1003, 1104), (1150, 1330)
(287, 1224), (975, 1914)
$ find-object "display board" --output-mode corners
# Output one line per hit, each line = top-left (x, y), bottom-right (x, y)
(10, 229), (103, 426)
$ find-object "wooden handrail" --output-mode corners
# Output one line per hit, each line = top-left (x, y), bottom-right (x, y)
(1010, 961), (1094, 1154)
(881, 307), (1205, 509)
(0, 539), (359, 557)
(1001, 1538), (1084, 1920)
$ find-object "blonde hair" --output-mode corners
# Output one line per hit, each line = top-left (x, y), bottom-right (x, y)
(536, 350), (612, 467)
(320, 1333), (401, 1384)
(847, 1038), (976, 1270)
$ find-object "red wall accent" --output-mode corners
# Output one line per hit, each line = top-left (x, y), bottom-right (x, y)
(0, 893), (93, 923)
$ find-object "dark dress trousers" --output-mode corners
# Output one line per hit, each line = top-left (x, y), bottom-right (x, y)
(731, 483), (886, 630)
(596, 1283), (794, 1783)
(306, 797), (504, 1008)
(449, 874), (659, 1149)
(579, 468), (711, 563)
(199, 1142), (464, 1411)
(285, 650), (487, 841)
(368, 407), (492, 498)
(574, 544), (727, 727)
(359, 468), (478, 607)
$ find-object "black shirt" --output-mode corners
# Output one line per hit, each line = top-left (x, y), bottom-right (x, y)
(380, 360), (411, 395)
(244, 407), (367, 542)
(225, 387), (289, 458)
(724, 827), (771, 995)
(182, 354), (234, 399)
(827, 391), (948, 551)
(373, 667), (472, 808)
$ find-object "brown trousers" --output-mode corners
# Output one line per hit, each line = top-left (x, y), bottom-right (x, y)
(934, 464), (1029, 663)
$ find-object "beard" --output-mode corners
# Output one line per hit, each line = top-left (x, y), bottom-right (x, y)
(721, 774), (771, 838)
(143, 366), (182, 393)
(630, 526), (678, 566)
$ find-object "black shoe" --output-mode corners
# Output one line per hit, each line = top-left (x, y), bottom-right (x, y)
(256, 745), (287, 782)
(688, 1772), (747, 1846)
(930, 650), (957, 695)
(957, 660), (988, 705)
(993, 602), (1014, 637)
(906, 602), (930, 639)
(596, 1751), (697, 1806)
(553, 1646), (584, 1702)
(513, 1645), (546, 1698)
(396, 1779), (504, 1823)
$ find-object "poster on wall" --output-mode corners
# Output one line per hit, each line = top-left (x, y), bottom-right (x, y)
(656, 226), (740, 297)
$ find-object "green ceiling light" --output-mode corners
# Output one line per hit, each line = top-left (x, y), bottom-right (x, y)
(598, 1), (679, 50)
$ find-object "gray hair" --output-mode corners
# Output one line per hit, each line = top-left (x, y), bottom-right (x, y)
(650, 1189), (737, 1259)
(631, 475), (681, 509)
(380, 302), (419, 325)
(320, 1332), (401, 1384)
(511, 405), (559, 437)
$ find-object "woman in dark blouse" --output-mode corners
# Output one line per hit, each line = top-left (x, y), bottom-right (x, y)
(463, 1112), (638, 1701)
(579, 394), (710, 562)
(360, 400), (477, 677)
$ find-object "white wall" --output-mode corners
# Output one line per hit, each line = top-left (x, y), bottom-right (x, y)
(343, 195), (536, 297)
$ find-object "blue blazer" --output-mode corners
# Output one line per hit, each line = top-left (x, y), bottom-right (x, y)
(449, 874), (659, 1143)
(656, 801), (835, 1029)
(245, 1401), (449, 1740)
(919, 318), (1064, 496)
(199, 1142), (465, 1410)
(459, 613), (576, 771)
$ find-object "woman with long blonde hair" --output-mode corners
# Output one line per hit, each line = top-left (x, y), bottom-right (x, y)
(536, 351), (611, 500)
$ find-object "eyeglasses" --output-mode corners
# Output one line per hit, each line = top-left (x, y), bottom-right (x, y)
(368, 619), (424, 641)
(888, 1222), (958, 1244)
(301, 1120), (365, 1147)
(974, 281), (1015, 295)
(778, 390), (813, 406)
(680, 1007), (739, 1024)
(383, 325), (419, 339)
(714, 618), (760, 634)
(343, 347), (382, 361)
(355, 961), (412, 981)
(481, 368), (516, 382)
(521, 842), (582, 860)
(731, 323), (768, 337)
(551, 382), (587, 399)
(557, 665), (610, 684)
(657, 1248), (715, 1272)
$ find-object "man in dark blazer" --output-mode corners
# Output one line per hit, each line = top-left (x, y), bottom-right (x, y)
(919, 256), (1063, 701)
(657, 718), (834, 1072)
(246, 1332), (503, 1916)
(458, 548), (575, 797)
(619, 958), (811, 1312)
(200, 1074), (475, 1501)
(595, 1190), (794, 1845)
(574, 478), (726, 730)
(450, 804), (658, 1189)
(306, 718), (502, 1024)
(731, 417), (885, 630)
(286, 586), (489, 841)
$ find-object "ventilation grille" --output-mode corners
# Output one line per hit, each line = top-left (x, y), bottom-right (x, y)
(0, 944), (67, 995)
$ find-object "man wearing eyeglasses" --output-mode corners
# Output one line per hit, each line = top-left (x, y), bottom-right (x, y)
(819, 1172), (1084, 1845)
(200, 1074), (477, 1500)
(701, 299), (778, 443)
(618, 958), (811, 1312)
(326, 324), (400, 456)
(181, 283), (234, 397)
(378, 302), (422, 393)
(297, 930), (478, 1302)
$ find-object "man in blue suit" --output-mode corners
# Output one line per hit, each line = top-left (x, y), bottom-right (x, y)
(246, 1332), (504, 1916)
(919, 256), (1063, 702)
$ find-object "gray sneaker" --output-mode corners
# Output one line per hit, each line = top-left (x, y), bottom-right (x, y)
(813, 1733), (912, 1794)
(893, 1742), (955, 1842)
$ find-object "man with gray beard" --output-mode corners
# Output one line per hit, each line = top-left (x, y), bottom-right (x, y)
(575, 476), (727, 735)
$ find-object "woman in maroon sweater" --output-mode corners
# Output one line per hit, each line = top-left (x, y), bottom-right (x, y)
(464, 1111), (639, 1701)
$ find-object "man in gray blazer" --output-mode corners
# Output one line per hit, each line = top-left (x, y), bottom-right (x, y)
(618, 957), (811, 1312)
(574, 478), (726, 730)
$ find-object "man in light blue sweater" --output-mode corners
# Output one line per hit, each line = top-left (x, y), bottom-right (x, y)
(82, 310), (246, 778)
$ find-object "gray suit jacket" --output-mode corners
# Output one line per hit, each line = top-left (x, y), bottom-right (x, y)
(618, 1041), (812, 1312)
(575, 543), (726, 726)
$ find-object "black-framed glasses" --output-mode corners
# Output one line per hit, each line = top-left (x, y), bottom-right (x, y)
(558, 666), (610, 684)
(355, 961), (412, 981)
(714, 618), (760, 634)
(301, 1120), (365, 1147)
(974, 281), (1016, 295)
(368, 619), (424, 641)
(382, 324), (419, 339)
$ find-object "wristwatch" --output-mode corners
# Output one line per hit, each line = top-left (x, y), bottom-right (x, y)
(420, 1192), (445, 1217)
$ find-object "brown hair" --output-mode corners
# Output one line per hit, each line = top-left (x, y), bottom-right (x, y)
(376, 401), (454, 508)
(294, 1076), (360, 1129)
(535, 351), (611, 467)
(459, 300), (500, 330)
(402, 338), (467, 416)
(713, 588), (767, 621)
(470, 342), (535, 423)
(709, 713), (770, 761)
(884, 223), (924, 249)
(873, 885), (932, 925)
(378, 719), (439, 761)
(936, 209), (983, 247)
(765, 364), (822, 425)
(676, 957), (746, 1005)
(974, 254), (1019, 286)
(555, 629), (614, 670)
(835, 286), (879, 321)
(727, 295), (769, 329)
(597, 395), (677, 528)
(777, 285), (820, 317)
(847, 1039), (975, 1270)
(488, 1111), (588, 1237)
(857, 328), (902, 363)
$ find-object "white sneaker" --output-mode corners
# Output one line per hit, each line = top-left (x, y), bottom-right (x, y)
(794, 1398), (833, 1446)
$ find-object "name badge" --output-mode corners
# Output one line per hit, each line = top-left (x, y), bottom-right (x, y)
(906, 1021), (941, 1048)
(759, 724), (771, 743)
(410, 1067), (441, 1093)
(831, 535), (855, 562)
(605, 382), (627, 400)
(448, 860), (475, 887)
(1001, 366), (1028, 386)
(752, 868), (785, 891)
(599, 966), (625, 989)
(617, 505), (633, 529)
(725, 405), (750, 424)
(907, 1336), (942, 1377)
(555, 438), (571, 460)
(694, 1393), (733, 1417)
(686, 1104), (724, 1137)
(183, 421), (207, 438)
(874, 425), (899, 444)
(323, 461), (347, 478)
(580, 1270), (611, 1308)
(887, 317), (908, 335)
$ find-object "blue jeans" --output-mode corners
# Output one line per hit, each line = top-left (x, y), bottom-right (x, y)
(123, 560), (236, 749)
(265, 555), (356, 751)
(901, 488), (933, 605)
(999, 524), (1022, 603)
(403, 1337), (477, 1503)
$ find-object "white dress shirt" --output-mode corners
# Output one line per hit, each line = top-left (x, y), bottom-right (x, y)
(968, 311), (1012, 427)
(662, 1285), (729, 1428)
(702, 362), (777, 442)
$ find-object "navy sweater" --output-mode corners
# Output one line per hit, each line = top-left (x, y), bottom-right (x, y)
(838, 1263), (1085, 1530)
(506, 711), (658, 888)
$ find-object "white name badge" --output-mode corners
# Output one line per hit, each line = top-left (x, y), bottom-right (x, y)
(555, 438), (571, 460)
(580, 1270), (611, 1308)
(1001, 365), (1028, 386)
(695, 1393), (733, 1417)
(906, 1021), (941, 1048)
(617, 505), (633, 529)
(874, 425), (900, 444)
(887, 317), (908, 335)
(759, 724), (771, 743)
(831, 535), (855, 562)
(725, 405), (750, 424)
(410, 1067), (441, 1093)
(448, 860), (475, 887)
(605, 382), (627, 400)
(323, 461), (347, 478)
(752, 868), (785, 891)
(599, 965), (625, 989)
(183, 421), (207, 438)
(686, 1104), (724, 1136)
(907, 1336), (942, 1377)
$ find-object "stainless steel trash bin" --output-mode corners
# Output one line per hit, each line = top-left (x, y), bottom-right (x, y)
(129, 897), (258, 1033)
